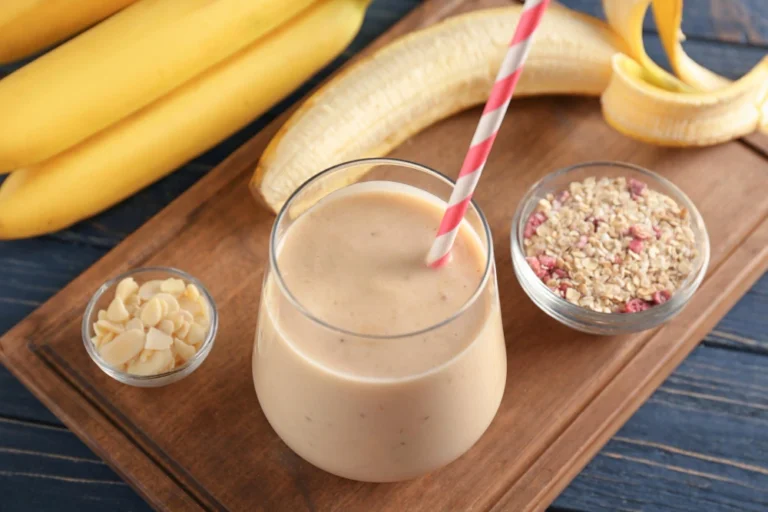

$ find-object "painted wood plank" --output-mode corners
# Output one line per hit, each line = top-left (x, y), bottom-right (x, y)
(0, 366), (60, 426)
(0, 238), (106, 334)
(645, 33), (767, 80)
(0, 418), (150, 512)
(560, 0), (768, 46)
(554, 345), (768, 512)
(704, 273), (768, 353)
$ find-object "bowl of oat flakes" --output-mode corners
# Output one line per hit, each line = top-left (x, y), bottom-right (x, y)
(511, 161), (710, 335)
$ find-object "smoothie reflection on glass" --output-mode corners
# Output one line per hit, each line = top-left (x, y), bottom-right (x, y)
(253, 158), (506, 482)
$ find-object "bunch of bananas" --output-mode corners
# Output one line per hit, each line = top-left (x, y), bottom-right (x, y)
(252, 0), (768, 213)
(1, 0), (765, 238)
(0, 0), (371, 239)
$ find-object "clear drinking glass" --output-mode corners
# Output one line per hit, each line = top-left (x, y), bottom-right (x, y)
(252, 158), (506, 482)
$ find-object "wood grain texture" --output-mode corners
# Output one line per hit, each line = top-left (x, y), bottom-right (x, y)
(0, 418), (149, 512)
(554, 345), (768, 512)
(0, 0), (767, 511)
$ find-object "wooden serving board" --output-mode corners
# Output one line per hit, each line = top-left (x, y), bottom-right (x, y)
(2, 1), (767, 510)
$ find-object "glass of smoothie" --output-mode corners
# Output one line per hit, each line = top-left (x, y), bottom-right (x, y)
(253, 158), (506, 482)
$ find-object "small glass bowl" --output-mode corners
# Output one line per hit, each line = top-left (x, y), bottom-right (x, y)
(82, 267), (218, 387)
(511, 161), (710, 335)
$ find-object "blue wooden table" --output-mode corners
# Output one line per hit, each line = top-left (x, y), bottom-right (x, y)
(1, 1), (766, 510)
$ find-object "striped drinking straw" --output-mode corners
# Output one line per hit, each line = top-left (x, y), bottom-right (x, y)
(426, 0), (551, 268)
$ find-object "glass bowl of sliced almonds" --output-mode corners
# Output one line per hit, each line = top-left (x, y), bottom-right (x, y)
(82, 267), (218, 387)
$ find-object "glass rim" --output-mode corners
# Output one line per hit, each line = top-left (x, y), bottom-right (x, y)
(269, 157), (495, 340)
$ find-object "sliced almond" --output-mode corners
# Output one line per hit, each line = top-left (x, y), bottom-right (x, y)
(174, 338), (197, 363)
(126, 348), (173, 376)
(161, 278), (186, 297)
(99, 332), (116, 346)
(115, 277), (139, 301)
(145, 327), (173, 350)
(197, 296), (210, 319)
(106, 298), (130, 323)
(165, 312), (183, 331)
(177, 310), (194, 323)
(178, 296), (201, 316)
(157, 319), (175, 335)
(140, 297), (163, 327)
(99, 329), (145, 367)
(125, 317), (144, 332)
(97, 310), (107, 321)
(154, 293), (180, 314)
(96, 319), (124, 335)
(185, 284), (200, 301)
(138, 280), (163, 301)
(186, 323), (206, 345)
(177, 321), (191, 340)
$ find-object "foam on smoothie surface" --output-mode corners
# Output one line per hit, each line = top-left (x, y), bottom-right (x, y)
(277, 182), (487, 336)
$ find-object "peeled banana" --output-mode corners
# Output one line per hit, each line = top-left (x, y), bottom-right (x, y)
(252, 4), (625, 213)
(0, 0), (316, 172)
(0, 0), (369, 239)
(254, 0), (768, 213)
(0, 0), (138, 64)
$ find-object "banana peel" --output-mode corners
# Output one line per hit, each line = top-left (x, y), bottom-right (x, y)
(602, 53), (768, 146)
(650, 0), (730, 91)
(601, 0), (768, 140)
(602, 0), (694, 93)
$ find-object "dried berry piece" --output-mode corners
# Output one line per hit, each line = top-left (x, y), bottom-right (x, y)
(628, 178), (647, 200)
(652, 290), (672, 305)
(538, 255), (557, 269)
(526, 256), (548, 279)
(623, 298), (652, 313)
(628, 239), (644, 254)
(524, 211), (547, 238)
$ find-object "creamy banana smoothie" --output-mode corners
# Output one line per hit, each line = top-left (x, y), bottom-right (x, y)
(253, 164), (506, 482)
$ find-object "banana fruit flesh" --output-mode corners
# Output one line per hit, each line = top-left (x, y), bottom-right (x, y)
(0, 0), (369, 239)
(0, 0), (316, 172)
(252, 5), (625, 213)
(0, 0), (138, 64)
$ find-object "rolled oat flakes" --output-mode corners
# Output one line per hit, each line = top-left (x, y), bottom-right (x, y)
(523, 176), (697, 313)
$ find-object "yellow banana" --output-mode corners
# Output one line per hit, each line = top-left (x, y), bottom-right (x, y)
(650, 0), (730, 91)
(600, 0), (768, 143)
(0, 0), (369, 239)
(252, 4), (625, 213)
(601, 0), (694, 93)
(601, 53), (768, 146)
(0, 0), (316, 172)
(0, 0), (138, 64)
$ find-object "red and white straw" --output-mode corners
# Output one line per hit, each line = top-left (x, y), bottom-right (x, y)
(426, 0), (551, 268)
